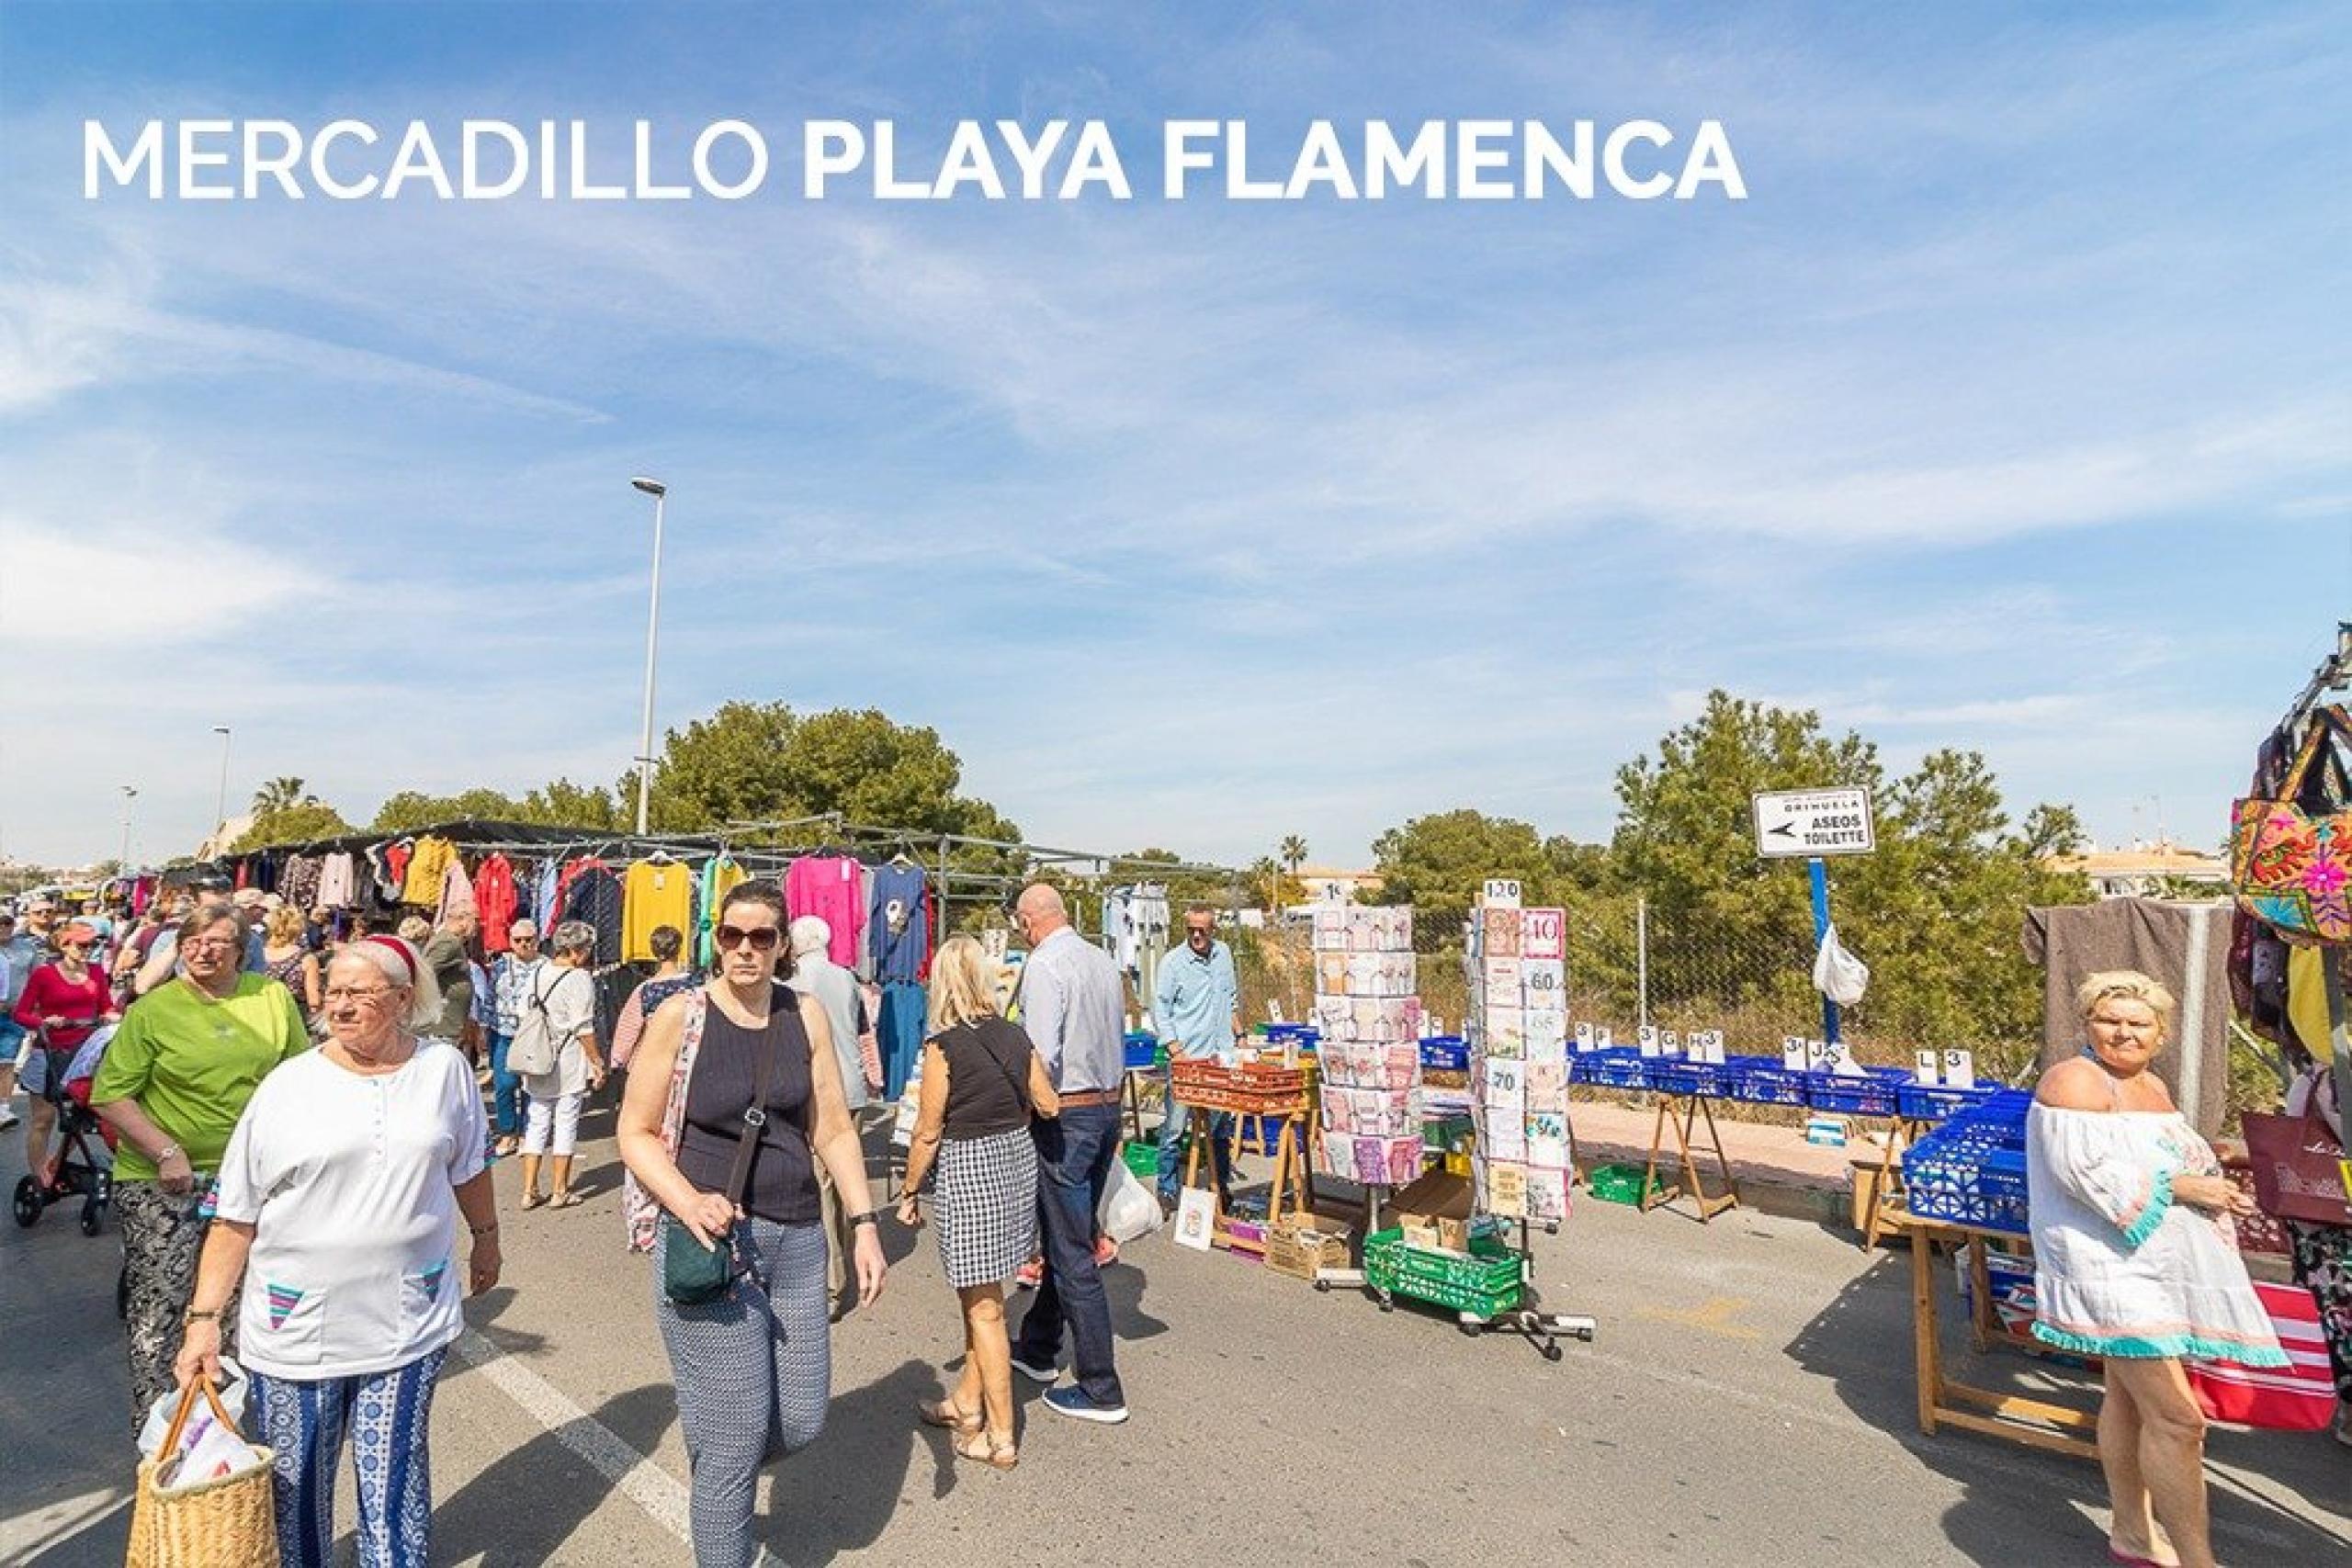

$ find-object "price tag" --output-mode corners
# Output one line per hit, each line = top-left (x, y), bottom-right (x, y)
(1821, 1041), (1858, 1077)
(1781, 1035), (1807, 1071)
(1806, 1039), (1833, 1071)
(1594, 1025), (1613, 1050)
(1637, 1025), (1661, 1059)
(1941, 1049), (1975, 1089)
(1573, 1021), (1596, 1052)
(1915, 1050), (1939, 1086)
(1660, 1029), (1681, 1057)
(1520, 907), (1566, 961)
(1481, 878), (1522, 908)
(1701, 1031), (1726, 1066)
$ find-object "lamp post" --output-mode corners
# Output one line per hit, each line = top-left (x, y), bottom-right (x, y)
(629, 477), (668, 837)
(120, 785), (138, 868)
(211, 726), (232, 838)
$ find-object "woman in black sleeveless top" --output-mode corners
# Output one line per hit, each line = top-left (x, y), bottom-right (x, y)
(616, 883), (888, 1568)
(898, 935), (1060, 1469)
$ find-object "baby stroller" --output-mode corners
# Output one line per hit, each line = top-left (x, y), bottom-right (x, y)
(10, 1022), (117, 1237)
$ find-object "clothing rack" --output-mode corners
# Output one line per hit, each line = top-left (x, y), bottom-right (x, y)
(2265, 623), (2352, 1122)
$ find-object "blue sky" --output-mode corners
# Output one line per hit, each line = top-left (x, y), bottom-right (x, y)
(1, 2), (2346, 870)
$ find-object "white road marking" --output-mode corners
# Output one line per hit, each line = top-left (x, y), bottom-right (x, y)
(447, 1328), (785, 1568)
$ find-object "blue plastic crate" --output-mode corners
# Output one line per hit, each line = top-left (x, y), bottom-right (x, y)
(1804, 1068), (1908, 1117)
(1646, 1058), (1736, 1097)
(1573, 1049), (1652, 1089)
(1123, 1032), (1161, 1071)
(1896, 1081), (1998, 1122)
(1726, 1058), (1809, 1106)
(1901, 1144), (2030, 1235)
(1419, 1035), (1470, 1073)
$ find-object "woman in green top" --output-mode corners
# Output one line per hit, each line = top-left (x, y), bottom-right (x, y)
(93, 906), (310, 1422)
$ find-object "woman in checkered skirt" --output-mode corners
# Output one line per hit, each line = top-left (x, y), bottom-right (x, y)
(897, 936), (1060, 1470)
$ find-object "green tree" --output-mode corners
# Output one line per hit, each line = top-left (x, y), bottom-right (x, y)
(633, 702), (1016, 841)
(251, 776), (312, 816)
(369, 788), (529, 833)
(1366, 808), (1556, 935)
(232, 799), (355, 852)
(517, 777), (625, 831)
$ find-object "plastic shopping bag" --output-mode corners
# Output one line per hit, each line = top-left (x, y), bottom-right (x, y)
(136, 1358), (247, 1462)
(1813, 924), (1871, 1008)
(126, 1374), (277, 1568)
(1096, 1158), (1164, 1245)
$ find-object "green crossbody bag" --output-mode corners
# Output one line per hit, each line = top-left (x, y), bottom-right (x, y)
(662, 1019), (780, 1305)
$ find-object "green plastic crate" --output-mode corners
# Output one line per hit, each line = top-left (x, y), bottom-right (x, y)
(1120, 1142), (1159, 1180)
(1587, 1162), (1654, 1205)
(1362, 1226), (1525, 1318)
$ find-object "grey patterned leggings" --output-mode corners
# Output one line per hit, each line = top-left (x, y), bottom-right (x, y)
(655, 1217), (831, 1568)
(117, 1180), (237, 1427)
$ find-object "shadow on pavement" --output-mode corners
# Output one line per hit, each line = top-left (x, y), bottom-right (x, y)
(434, 1381), (681, 1567)
(763, 1358), (944, 1559)
(1784, 1247), (2351, 1563)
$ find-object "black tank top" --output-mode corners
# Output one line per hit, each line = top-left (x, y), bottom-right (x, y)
(678, 990), (820, 1225)
(938, 1017), (1036, 1140)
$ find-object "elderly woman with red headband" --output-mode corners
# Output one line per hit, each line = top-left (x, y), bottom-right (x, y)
(93, 903), (309, 1425)
(174, 934), (500, 1568)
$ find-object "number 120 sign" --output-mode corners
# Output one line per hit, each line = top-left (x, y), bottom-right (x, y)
(1520, 908), (1566, 961)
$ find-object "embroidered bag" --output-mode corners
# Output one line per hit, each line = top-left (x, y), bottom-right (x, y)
(2230, 705), (2352, 944)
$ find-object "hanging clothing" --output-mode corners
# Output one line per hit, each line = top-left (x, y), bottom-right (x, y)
(784, 856), (865, 968)
(376, 842), (411, 902)
(867, 863), (929, 985)
(697, 856), (750, 967)
(473, 853), (520, 952)
(435, 859), (475, 924)
(533, 858), (561, 930)
(623, 860), (696, 963)
(278, 854), (322, 912)
(557, 863), (625, 964)
(401, 836), (458, 907)
(878, 980), (927, 1101)
(316, 852), (356, 910)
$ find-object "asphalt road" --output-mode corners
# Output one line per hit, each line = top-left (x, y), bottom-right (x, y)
(4, 1094), (2345, 1567)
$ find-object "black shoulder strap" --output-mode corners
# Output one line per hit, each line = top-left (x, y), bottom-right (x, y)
(959, 1020), (1033, 1113)
(723, 1007), (784, 1206)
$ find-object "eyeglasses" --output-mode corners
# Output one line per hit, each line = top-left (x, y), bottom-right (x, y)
(59, 942), (93, 953)
(323, 986), (394, 1004)
(715, 925), (780, 953)
(183, 937), (241, 953)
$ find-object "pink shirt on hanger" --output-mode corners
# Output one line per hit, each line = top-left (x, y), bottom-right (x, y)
(785, 855), (864, 967)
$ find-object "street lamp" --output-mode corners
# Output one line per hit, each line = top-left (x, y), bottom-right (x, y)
(629, 477), (668, 837)
(211, 726), (232, 837)
(120, 785), (138, 867)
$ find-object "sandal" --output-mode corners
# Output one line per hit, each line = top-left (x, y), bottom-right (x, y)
(492, 1136), (520, 1158)
(549, 1190), (581, 1209)
(520, 1189), (546, 1211)
(952, 1430), (1018, 1471)
(918, 1397), (981, 1433)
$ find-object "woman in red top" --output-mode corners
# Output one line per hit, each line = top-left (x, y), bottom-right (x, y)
(14, 920), (118, 1187)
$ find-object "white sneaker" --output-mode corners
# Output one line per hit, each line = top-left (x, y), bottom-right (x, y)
(0, 1107), (17, 1131)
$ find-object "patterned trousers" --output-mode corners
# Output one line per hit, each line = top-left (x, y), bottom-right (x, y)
(250, 1348), (447, 1568)
(655, 1217), (831, 1568)
(116, 1180), (237, 1427)
(2287, 1219), (2352, 1402)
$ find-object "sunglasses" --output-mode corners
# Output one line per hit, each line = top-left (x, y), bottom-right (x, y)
(715, 924), (780, 953)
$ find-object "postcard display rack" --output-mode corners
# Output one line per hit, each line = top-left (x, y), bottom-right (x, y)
(1467, 896), (1576, 1229)
(1309, 904), (1427, 1190)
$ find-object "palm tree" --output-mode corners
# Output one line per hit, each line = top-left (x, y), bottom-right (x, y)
(1250, 855), (1283, 910)
(251, 776), (311, 815)
(1279, 834), (1307, 874)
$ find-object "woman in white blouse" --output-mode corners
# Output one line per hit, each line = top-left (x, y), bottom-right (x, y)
(175, 936), (500, 1568)
(2026, 971), (2285, 1568)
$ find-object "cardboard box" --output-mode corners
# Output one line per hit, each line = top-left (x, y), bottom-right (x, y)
(1264, 1215), (1351, 1280)
(1392, 1168), (1474, 1253)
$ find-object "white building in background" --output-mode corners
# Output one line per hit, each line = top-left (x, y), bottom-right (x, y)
(2045, 840), (2229, 901)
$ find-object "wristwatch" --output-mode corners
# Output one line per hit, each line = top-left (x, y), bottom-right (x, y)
(155, 1143), (183, 1165)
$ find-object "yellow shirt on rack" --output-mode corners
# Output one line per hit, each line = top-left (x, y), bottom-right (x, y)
(699, 857), (750, 965)
(401, 836), (458, 907)
(624, 860), (696, 963)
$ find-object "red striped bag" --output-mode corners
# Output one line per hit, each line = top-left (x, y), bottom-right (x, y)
(2187, 1281), (2335, 1430)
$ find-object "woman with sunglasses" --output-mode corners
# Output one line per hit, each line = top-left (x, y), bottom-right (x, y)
(91, 906), (309, 1421)
(618, 882), (888, 1568)
(12, 919), (119, 1191)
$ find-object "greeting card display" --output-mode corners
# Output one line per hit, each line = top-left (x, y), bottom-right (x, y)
(1466, 900), (1575, 1224)
(1313, 904), (1424, 1185)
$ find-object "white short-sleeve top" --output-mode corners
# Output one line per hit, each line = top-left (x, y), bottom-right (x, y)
(213, 1036), (485, 1379)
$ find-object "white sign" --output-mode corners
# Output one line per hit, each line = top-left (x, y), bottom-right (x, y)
(1782, 1035), (1808, 1071)
(1481, 878), (1522, 908)
(1520, 908), (1566, 961)
(1751, 787), (1876, 859)
(1637, 1025), (1662, 1058)
(1940, 1048), (1975, 1089)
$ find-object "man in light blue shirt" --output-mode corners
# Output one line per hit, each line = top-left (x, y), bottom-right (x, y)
(1153, 904), (1242, 1206)
(1008, 884), (1131, 1426)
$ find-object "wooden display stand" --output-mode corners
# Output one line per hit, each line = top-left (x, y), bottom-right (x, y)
(1181, 1100), (1313, 1225)
(1640, 1090), (1740, 1222)
(1855, 1115), (1928, 1247)
(1885, 1206), (2098, 1459)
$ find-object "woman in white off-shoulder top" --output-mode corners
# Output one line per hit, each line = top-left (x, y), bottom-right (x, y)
(2027, 970), (2286, 1568)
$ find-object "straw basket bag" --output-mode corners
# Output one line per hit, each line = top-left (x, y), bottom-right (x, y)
(125, 1378), (277, 1568)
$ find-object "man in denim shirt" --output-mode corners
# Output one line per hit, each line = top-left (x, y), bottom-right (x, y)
(1152, 904), (1243, 1209)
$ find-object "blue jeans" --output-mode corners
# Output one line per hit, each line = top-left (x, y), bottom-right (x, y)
(486, 1031), (522, 1137)
(1013, 1101), (1125, 1409)
(1157, 1070), (1233, 1201)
